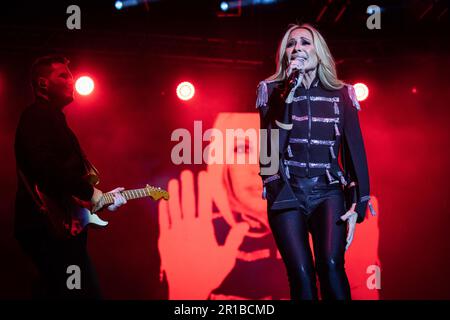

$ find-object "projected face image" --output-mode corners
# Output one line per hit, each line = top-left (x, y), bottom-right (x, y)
(211, 113), (269, 236)
(225, 136), (267, 228)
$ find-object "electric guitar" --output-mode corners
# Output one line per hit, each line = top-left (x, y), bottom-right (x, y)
(36, 184), (169, 239)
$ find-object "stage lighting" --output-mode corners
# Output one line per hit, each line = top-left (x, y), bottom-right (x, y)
(217, 0), (277, 17)
(115, 1), (123, 10)
(176, 82), (195, 101)
(217, 0), (242, 17)
(75, 76), (95, 96)
(114, 0), (141, 10)
(253, 0), (277, 4)
(220, 2), (229, 11)
(353, 83), (369, 102)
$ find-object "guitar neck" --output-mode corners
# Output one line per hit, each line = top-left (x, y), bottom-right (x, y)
(102, 188), (150, 206)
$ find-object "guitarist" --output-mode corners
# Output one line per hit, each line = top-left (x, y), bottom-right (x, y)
(14, 55), (126, 299)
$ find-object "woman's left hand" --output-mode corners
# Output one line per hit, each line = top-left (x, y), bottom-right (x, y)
(340, 203), (358, 251)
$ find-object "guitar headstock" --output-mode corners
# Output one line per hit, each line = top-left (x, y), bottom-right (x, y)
(145, 184), (170, 201)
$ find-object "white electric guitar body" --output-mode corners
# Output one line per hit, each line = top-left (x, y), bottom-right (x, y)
(36, 184), (169, 239)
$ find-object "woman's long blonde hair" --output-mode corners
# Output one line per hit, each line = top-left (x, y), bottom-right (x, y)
(266, 24), (344, 90)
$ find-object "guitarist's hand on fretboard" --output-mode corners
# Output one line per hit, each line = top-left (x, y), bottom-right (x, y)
(91, 187), (127, 212)
(38, 183), (167, 238)
(105, 187), (127, 211)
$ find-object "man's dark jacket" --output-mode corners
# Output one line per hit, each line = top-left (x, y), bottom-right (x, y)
(14, 98), (94, 238)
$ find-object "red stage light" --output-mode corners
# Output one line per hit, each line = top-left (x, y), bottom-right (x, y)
(353, 83), (369, 101)
(75, 76), (95, 96)
(412, 87), (417, 94)
(176, 81), (195, 101)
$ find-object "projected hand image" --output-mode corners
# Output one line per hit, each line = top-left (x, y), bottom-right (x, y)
(158, 170), (250, 299)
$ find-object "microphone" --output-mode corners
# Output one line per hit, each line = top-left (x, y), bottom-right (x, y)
(287, 57), (305, 88)
(287, 69), (301, 88)
(283, 57), (305, 103)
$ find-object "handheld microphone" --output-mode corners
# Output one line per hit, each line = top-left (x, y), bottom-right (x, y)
(288, 69), (301, 88)
(287, 57), (305, 88)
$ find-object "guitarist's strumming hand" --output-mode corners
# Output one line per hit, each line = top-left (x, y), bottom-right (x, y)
(91, 187), (127, 212)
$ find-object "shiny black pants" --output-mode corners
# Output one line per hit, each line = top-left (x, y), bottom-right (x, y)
(268, 174), (351, 300)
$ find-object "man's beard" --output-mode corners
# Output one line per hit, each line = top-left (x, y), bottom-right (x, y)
(50, 92), (74, 107)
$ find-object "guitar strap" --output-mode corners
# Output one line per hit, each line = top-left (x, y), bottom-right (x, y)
(66, 125), (100, 185)
(80, 151), (100, 186)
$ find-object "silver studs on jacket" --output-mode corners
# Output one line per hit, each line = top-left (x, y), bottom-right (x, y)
(346, 84), (361, 110)
(334, 102), (340, 115)
(325, 169), (339, 184)
(329, 145), (336, 159)
(287, 144), (294, 158)
(285, 165), (291, 179)
(334, 123), (341, 137)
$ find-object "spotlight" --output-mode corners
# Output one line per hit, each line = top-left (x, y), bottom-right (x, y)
(176, 82), (195, 101)
(75, 76), (95, 96)
(353, 83), (369, 102)
(114, 0), (141, 10)
(217, 0), (242, 17)
(115, 1), (123, 10)
(220, 1), (229, 11)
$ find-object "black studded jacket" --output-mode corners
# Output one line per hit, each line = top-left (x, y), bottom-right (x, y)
(256, 76), (373, 223)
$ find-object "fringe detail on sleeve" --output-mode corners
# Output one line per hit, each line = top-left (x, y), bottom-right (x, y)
(329, 145), (336, 159)
(256, 81), (268, 108)
(368, 201), (377, 216)
(334, 123), (340, 136)
(346, 84), (361, 110)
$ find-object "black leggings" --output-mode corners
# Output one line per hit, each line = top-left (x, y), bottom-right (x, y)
(268, 175), (351, 300)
